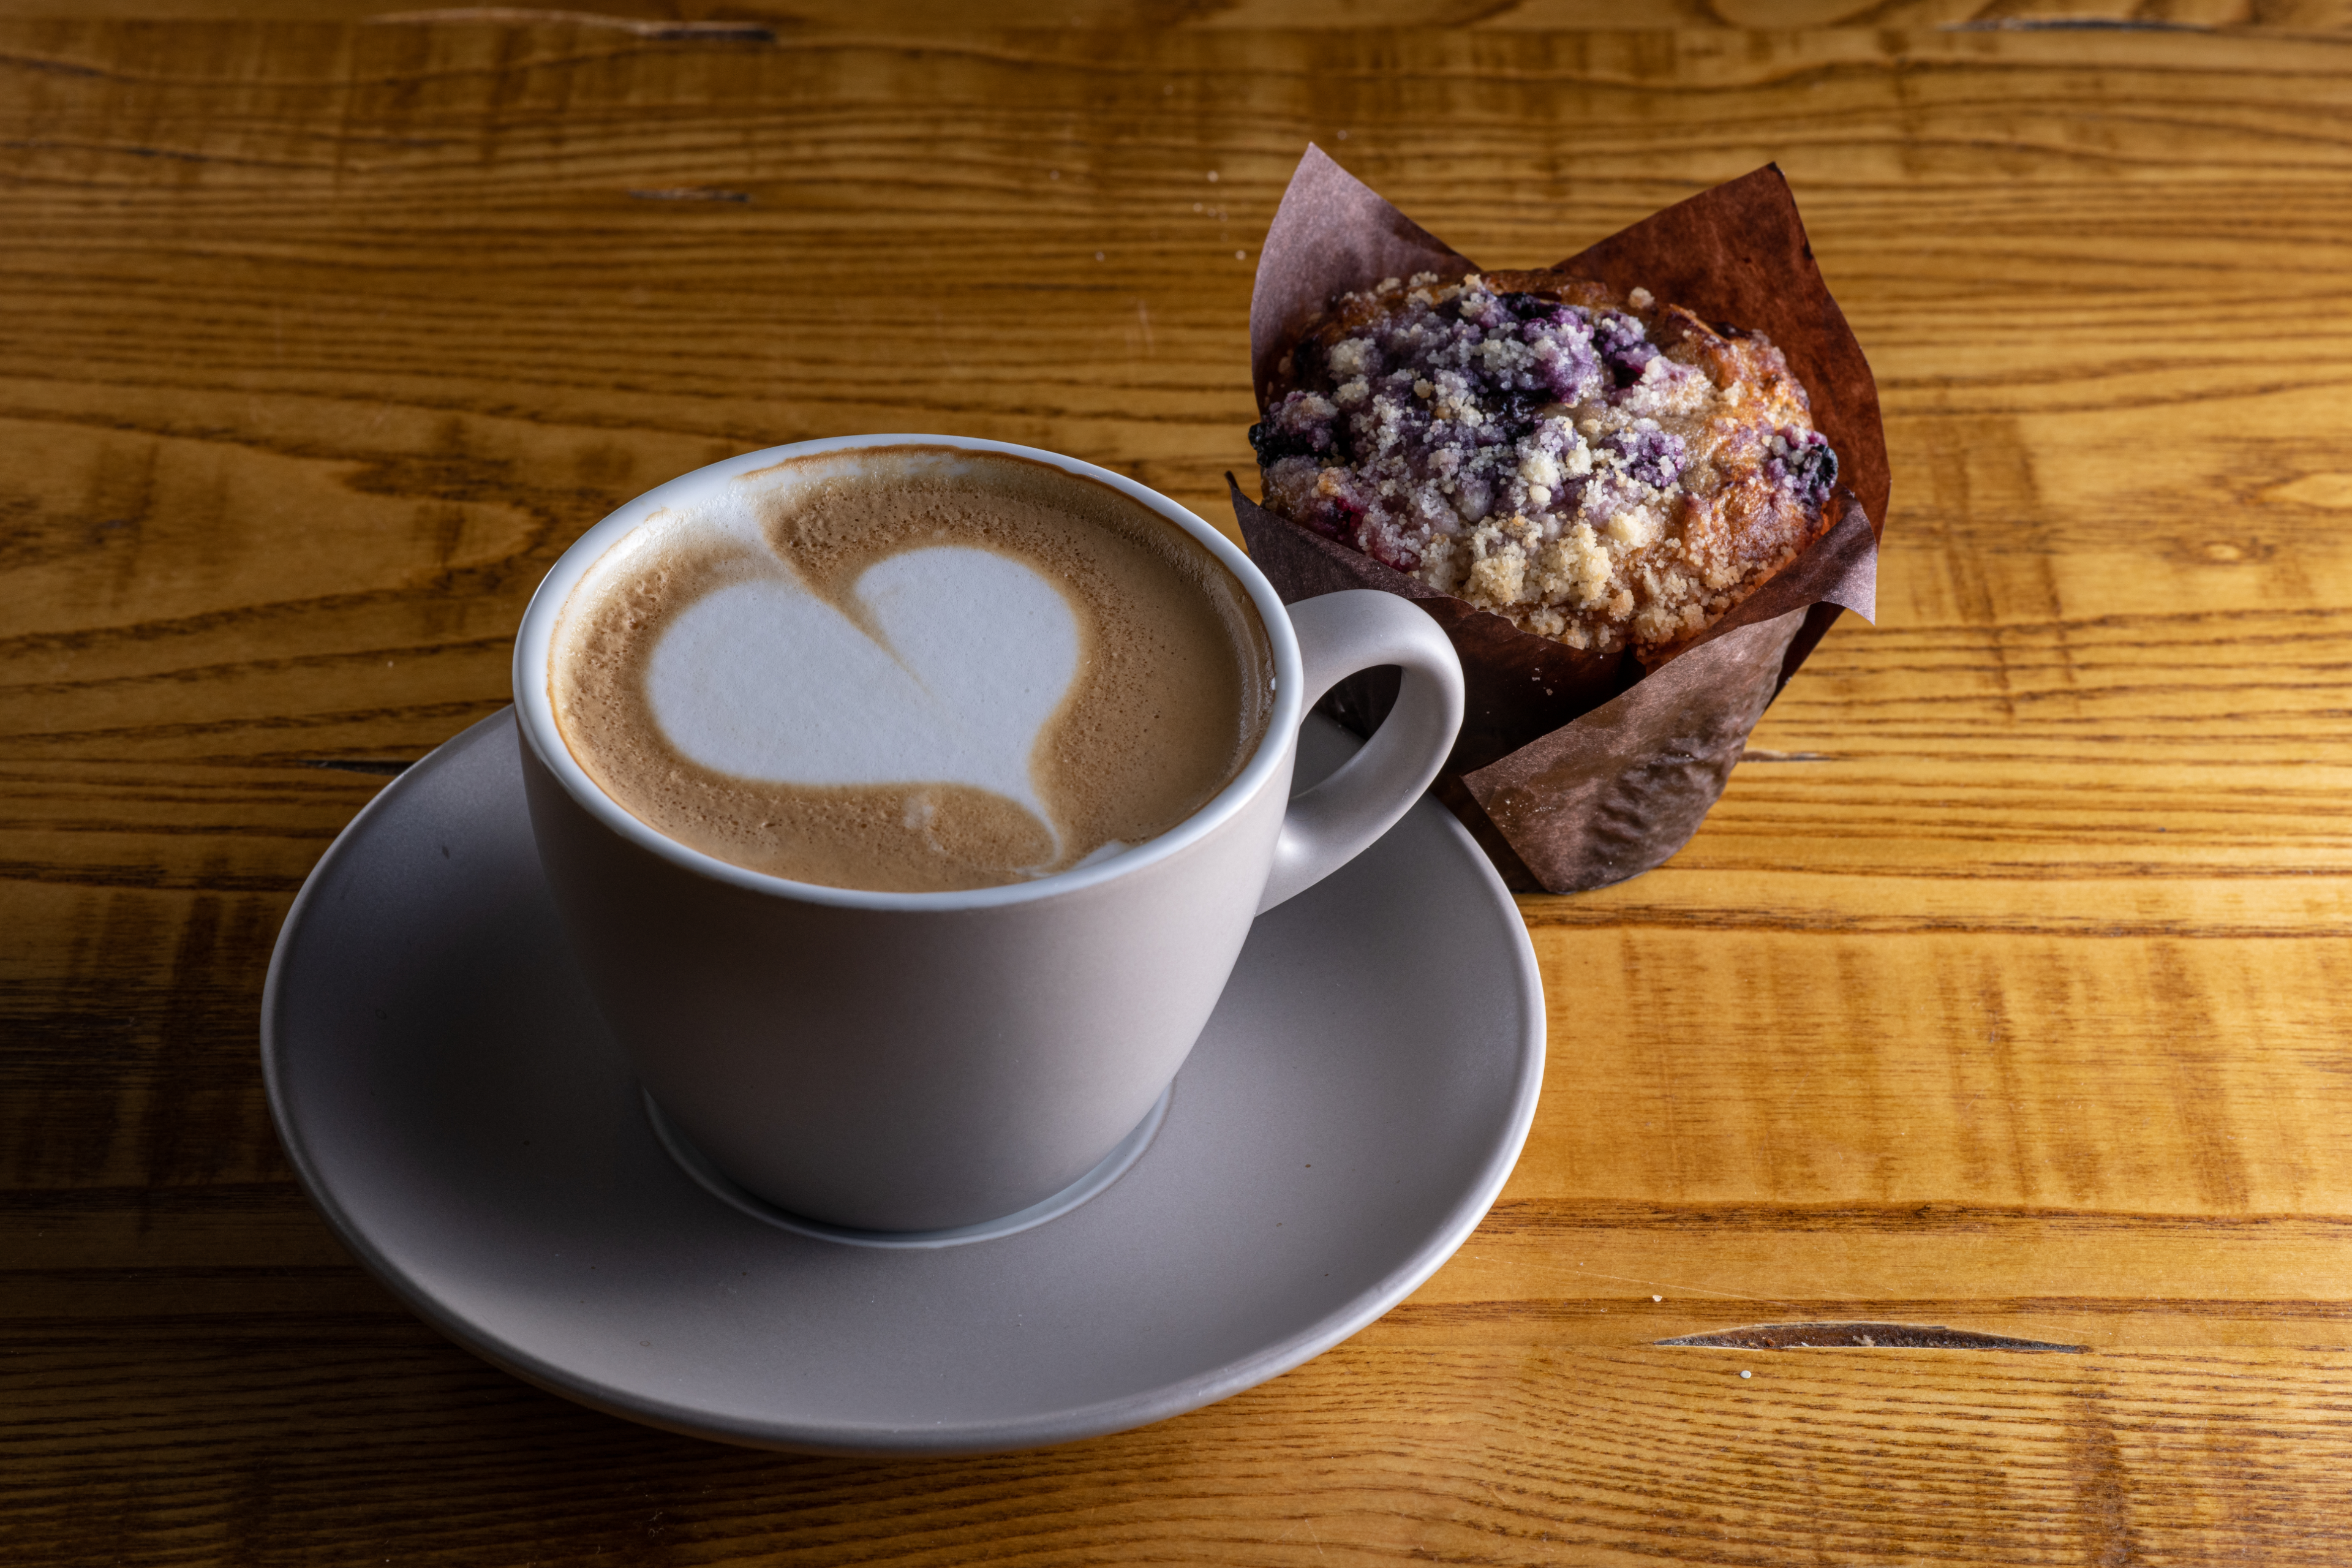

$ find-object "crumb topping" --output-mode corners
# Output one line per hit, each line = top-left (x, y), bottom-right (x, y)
(1251, 271), (1842, 657)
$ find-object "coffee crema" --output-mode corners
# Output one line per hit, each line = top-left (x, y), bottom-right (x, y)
(548, 448), (1276, 892)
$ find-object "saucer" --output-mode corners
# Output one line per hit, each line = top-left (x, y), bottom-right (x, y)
(262, 709), (1545, 1456)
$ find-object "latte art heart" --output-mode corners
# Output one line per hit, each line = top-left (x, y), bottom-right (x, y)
(548, 449), (1275, 892)
(647, 547), (1080, 835)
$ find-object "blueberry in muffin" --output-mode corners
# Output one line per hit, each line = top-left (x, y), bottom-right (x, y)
(1251, 268), (1842, 664)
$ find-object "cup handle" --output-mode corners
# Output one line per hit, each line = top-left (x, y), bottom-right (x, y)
(1258, 590), (1466, 914)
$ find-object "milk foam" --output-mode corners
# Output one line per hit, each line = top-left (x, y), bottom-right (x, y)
(548, 447), (1275, 893)
(647, 548), (1079, 844)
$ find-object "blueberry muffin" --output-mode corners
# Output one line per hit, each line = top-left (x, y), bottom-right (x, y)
(1250, 270), (1842, 662)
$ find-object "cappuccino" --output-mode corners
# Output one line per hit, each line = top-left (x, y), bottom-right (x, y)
(549, 447), (1276, 892)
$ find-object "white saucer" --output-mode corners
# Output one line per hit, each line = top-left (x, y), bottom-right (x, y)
(262, 710), (1545, 1456)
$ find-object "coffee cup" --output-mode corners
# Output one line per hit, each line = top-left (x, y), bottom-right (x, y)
(513, 435), (1463, 1234)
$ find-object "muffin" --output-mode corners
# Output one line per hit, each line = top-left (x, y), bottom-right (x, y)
(1235, 148), (1883, 894)
(1251, 269), (1842, 666)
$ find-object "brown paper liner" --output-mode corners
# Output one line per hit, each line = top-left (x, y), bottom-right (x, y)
(1238, 146), (1885, 893)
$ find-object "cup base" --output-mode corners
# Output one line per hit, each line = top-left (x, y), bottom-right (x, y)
(641, 1087), (1172, 1250)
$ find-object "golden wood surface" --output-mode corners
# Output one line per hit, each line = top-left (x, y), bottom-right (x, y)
(6, 13), (2352, 1566)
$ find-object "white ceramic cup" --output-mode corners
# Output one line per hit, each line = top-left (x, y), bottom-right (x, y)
(513, 435), (1464, 1234)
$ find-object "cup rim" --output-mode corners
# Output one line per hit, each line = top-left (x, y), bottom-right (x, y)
(511, 434), (1305, 911)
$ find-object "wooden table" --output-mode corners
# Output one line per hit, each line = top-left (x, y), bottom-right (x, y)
(6, 9), (2350, 1563)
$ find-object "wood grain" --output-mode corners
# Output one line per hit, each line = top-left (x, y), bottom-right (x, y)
(5, 15), (2352, 1566)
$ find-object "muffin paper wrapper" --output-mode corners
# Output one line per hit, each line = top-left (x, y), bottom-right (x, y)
(1235, 146), (1886, 894)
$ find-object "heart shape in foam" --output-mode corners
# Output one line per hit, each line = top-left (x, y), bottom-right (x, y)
(647, 547), (1079, 831)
